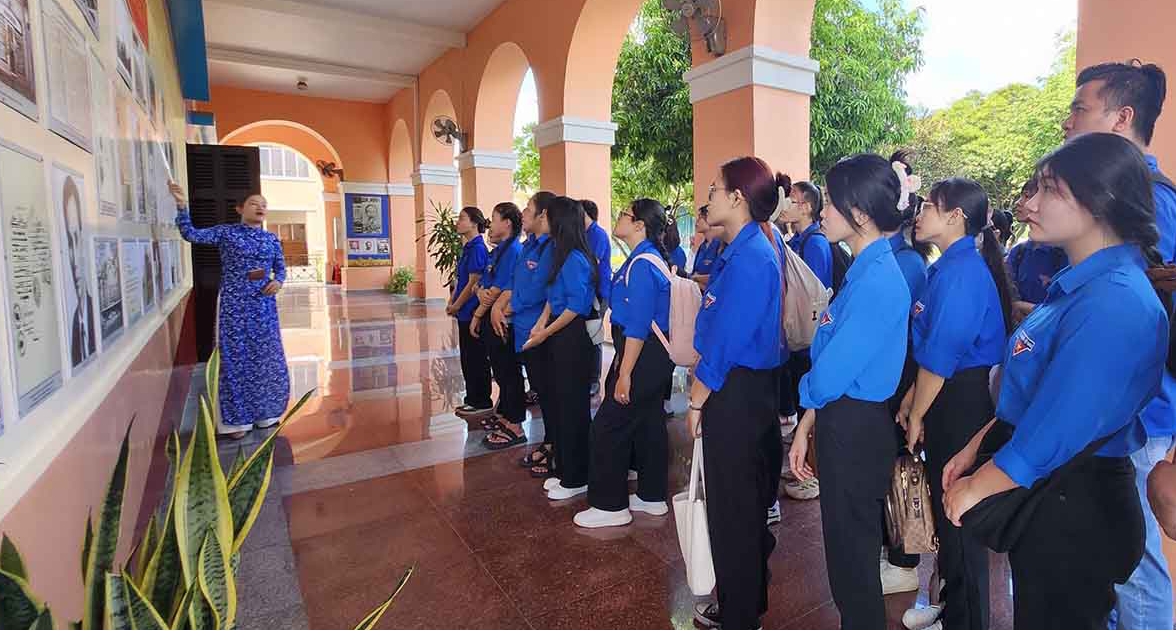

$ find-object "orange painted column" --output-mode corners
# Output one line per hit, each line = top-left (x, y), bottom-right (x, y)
(456, 151), (517, 210)
(536, 116), (617, 231)
(388, 183), (417, 272)
(412, 165), (459, 299)
(685, 46), (819, 206)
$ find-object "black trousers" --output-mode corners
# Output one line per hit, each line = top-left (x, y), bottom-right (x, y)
(816, 396), (897, 630)
(457, 319), (493, 409)
(591, 341), (603, 390)
(883, 347), (922, 570)
(588, 324), (674, 511)
(482, 321), (526, 424)
(924, 367), (993, 630)
(702, 367), (781, 630)
(524, 344), (556, 451)
(781, 351), (811, 418)
(546, 317), (594, 488)
(1001, 452), (1144, 628)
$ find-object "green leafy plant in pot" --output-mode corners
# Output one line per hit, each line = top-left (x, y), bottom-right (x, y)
(386, 266), (414, 294)
(0, 349), (411, 630)
(416, 200), (464, 289)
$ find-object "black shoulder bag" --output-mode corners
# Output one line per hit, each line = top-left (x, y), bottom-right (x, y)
(959, 419), (1114, 553)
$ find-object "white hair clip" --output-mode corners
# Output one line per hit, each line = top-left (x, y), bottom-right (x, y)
(770, 185), (791, 223)
(893, 161), (922, 212)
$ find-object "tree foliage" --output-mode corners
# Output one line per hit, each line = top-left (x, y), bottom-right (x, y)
(888, 32), (1075, 209)
(513, 121), (539, 193)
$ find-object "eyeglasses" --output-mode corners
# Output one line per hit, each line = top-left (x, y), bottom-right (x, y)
(707, 184), (729, 203)
(618, 211), (636, 222)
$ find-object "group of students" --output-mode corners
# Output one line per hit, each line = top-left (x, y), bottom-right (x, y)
(445, 60), (1176, 630)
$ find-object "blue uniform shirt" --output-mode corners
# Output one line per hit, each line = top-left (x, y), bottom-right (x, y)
(993, 244), (1167, 487)
(670, 246), (687, 274)
(453, 235), (489, 321)
(610, 239), (671, 340)
(1007, 241), (1068, 305)
(692, 239), (720, 275)
(586, 222), (612, 304)
(889, 232), (928, 307)
(912, 236), (1005, 378)
(510, 236), (553, 352)
(789, 223), (833, 289)
(1142, 154), (1176, 439)
(693, 222), (782, 391)
(547, 249), (595, 318)
(800, 237), (910, 409)
(486, 235), (522, 290)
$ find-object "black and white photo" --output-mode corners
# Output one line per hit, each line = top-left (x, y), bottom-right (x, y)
(52, 163), (97, 371)
(0, 0), (37, 120)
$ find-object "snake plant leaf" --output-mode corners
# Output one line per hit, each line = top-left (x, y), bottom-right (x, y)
(131, 514), (160, 587)
(30, 606), (54, 630)
(167, 578), (197, 630)
(173, 398), (233, 585)
(351, 566), (413, 630)
(82, 421), (134, 630)
(226, 447), (246, 481)
(124, 574), (169, 630)
(205, 350), (221, 427)
(81, 512), (93, 582)
(166, 430), (180, 468)
(0, 568), (41, 630)
(196, 534), (236, 629)
(186, 588), (216, 630)
(105, 573), (132, 630)
(0, 535), (27, 580)
(226, 389), (313, 552)
(142, 503), (182, 620)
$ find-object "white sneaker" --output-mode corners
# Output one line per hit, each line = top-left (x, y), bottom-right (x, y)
(574, 507), (632, 528)
(543, 477), (562, 491)
(881, 562), (919, 595)
(547, 484), (588, 500)
(628, 494), (669, 516)
(766, 500), (781, 525)
(627, 469), (638, 481)
(255, 416), (282, 429)
(784, 477), (820, 500)
(902, 604), (943, 630)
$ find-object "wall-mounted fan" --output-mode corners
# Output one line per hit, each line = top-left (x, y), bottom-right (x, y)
(431, 116), (467, 152)
(663, 0), (726, 56)
(316, 160), (344, 181)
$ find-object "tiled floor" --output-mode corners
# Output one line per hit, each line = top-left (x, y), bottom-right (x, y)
(235, 286), (1019, 629)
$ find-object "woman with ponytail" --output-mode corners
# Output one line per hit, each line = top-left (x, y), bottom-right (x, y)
(449, 206), (493, 419)
(575, 198), (676, 528)
(893, 178), (1011, 630)
(942, 133), (1170, 628)
(478, 202), (529, 450)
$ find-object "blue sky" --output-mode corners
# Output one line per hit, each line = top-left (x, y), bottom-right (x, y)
(512, 0), (1077, 135)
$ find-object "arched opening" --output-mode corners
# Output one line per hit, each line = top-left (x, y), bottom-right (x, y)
(388, 119), (414, 183)
(420, 89), (459, 166)
(471, 41), (539, 209)
(245, 141), (326, 284)
(474, 42), (532, 152)
(564, 0), (645, 120)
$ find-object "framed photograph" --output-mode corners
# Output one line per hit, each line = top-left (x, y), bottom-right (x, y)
(0, 0), (38, 121)
(93, 236), (124, 344)
(119, 238), (142, 325)
(90, 51), (118, 217)
(113, 0), (132, 89)
(42, 0), (92, 152)
(344, 193), (391, 267)
(52, 163), (98, 373)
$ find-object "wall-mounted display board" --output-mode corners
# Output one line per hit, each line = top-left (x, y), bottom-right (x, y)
(93, 236), (124, 345)
(345, 193), (391, 267)
(51, 163), (98, 374)
(0, 0), (38, 121)
(42, 0), (93, 152)
(90, 51), (119, 217)
(0, 142), (63, 419)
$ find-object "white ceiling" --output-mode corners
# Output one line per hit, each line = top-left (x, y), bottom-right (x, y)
(203, 0), (504, 102)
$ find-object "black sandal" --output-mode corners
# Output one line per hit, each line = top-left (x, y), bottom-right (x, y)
(530, 461), (552, 478)
(525, 391), (540, 406)
(479, 416), (503, 432)
(483, 425), (525, 450)
(518, 444), (551, 468)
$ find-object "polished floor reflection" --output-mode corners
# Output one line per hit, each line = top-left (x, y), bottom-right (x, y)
(268, 286), (1016, 629)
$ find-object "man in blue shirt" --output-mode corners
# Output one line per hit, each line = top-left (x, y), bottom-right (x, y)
(1062, 60), (1173, 630)
(582, 199), (612, 397)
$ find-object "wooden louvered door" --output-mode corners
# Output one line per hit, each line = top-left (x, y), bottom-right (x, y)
(184, 144), (260, 361)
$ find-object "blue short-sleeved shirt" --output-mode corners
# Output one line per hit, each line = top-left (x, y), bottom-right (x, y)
(1141, 155), (1176, 439)
(586, 222), (612, 304)
(691, 239), (720, 276)
(510, 236), (553, 351)
(610, 239), (671, 340)
(800, 237), (910, 409)
(789, 223), (833, 289)
(670, 246), (687, 274)
(993, 244), (1167, 487)
(912, 236), (1005, 378)
(486, 235), (522, 290)
(693, 222), (782, 391)
(453, 235), (489, 321)
(889, 232), (928, 307)
(1007, 241), (1068, 305)
(547, 249), (595, 318)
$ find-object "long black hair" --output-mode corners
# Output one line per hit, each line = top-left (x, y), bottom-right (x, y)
(460, 206), (490, 233)
(825, 154), (904, 233)
(794, 181), (823, 223)
(929, 178), (1017, 333)
(630, 198), (672, 263)
(663, 210), (682, 253)
(545, 196), (599, 286)
(1036, 132), (1174, 373)
(493, 202), (522, 240)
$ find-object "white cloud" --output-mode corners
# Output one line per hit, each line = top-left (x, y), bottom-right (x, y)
(904, 0), (1076, 110)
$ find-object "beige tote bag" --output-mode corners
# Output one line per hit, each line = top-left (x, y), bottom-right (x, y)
(673, 438), (716, 596)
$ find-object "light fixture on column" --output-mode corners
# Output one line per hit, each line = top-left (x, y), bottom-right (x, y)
(296, 77), (309, 91)
(664, 0), (727, 57)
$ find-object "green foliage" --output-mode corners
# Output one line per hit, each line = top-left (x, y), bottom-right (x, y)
(386, 266), (415, 294)
(887, 32), (1075, 209)
(513, 122), (540, 193)
(418, 201), (464, 289)
(611, 153), (693, 220)
(809, 0), (925, 179)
